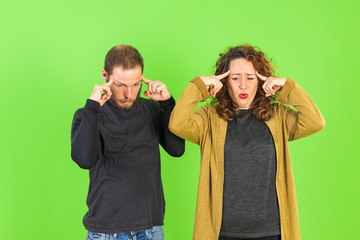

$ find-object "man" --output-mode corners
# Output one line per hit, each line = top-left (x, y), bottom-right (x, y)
(71, 45), (184, 240)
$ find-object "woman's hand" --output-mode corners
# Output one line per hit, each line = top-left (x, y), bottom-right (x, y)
(200, 71), (230, 98)
(256, 71), (287, 97)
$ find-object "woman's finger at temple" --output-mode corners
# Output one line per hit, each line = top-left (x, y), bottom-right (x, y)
(268, 80), (277, 96)
(262, 79), (271, 96)
(256, 71), (267, 81)
(217, 70), (230, 80)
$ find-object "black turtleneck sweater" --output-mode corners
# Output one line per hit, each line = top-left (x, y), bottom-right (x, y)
(220, 109), (280, 238)
(71, 97), (184, 233)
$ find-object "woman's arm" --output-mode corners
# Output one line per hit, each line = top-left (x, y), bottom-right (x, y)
(256, 72), (325, 141)
(169, 72), (230, 144)
(169, 77), (209, 144)
(277, 79), (326, 141)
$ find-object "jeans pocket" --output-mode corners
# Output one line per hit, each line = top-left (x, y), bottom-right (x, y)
(87, 232), (105, 240)
(149, 226), (165, 240)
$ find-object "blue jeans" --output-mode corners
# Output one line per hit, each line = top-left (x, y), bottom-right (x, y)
(86, 225), (165, 240)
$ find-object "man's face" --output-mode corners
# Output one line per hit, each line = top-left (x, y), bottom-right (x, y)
(103, 65), (142, 110)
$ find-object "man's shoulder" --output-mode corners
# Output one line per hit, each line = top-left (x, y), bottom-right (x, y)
(73, 99), (101, 116)
(138, 97), (157, 104)
(73, 106), (85, 118)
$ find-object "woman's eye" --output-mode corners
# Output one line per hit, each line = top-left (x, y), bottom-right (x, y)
(232, 78), (238, 80)
(248, 78), (254, 80)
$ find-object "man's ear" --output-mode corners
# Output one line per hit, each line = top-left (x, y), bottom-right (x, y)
(102, 69), (108, 82)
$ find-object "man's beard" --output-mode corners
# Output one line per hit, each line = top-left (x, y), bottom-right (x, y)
(108, 85), (142, 111)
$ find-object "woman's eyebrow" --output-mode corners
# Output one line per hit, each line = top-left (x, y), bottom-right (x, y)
(231, 73), (255, 75)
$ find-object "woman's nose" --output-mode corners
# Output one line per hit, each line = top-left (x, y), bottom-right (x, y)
(239, 79), (247, 89)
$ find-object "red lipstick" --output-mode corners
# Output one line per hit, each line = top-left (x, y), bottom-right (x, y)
(239, 93), (248, 99)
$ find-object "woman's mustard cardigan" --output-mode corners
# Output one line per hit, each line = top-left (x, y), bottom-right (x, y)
(169, 77), (325, 240)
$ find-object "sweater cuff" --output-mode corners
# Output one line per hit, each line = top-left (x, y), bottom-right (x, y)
(277, 79), (296, 103)
(159, 96), (175, 111)
(191, 77), (209, 101)
(85, 99), (100, 113)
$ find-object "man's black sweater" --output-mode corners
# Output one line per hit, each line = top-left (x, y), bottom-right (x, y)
(71, 97), (184, 233)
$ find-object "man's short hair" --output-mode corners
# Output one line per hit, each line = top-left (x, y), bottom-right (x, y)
(104, 45), (144, 75)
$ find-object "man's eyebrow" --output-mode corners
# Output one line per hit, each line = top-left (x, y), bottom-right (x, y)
(113, 80), (142, 86)
(113, 80), (126, 85)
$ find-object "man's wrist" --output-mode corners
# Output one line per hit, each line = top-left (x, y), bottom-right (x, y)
(159, 96), (175, 109)
(85, 99), (101, 113)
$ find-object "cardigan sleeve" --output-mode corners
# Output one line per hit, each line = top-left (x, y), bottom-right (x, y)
(277, 79), (326, 141)
(169, 77), (210, 145)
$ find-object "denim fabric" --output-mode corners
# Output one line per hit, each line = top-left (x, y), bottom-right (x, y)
(86, 225), (165, 240)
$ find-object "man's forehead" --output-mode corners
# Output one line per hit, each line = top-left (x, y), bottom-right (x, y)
(110, 66), (142, 85)
(112, 65), (142, 75)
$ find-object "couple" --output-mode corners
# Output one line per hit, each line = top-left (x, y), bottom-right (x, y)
(71, 44), (325, 240)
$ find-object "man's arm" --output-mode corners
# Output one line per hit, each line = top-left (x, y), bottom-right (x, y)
(158, 97), (185, 157)
(141, 76), (185, 157)
(71, 78), (114, 169)
(71, 100), (101, 169)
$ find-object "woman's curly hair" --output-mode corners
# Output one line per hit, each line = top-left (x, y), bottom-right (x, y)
(211, 44), (275, 121)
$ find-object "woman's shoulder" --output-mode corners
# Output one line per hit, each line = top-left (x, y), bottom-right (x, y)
(270, 102), (295, 119)
(198, 104), (217, 114)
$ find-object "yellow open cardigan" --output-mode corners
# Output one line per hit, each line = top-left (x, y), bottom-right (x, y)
(169, 77), (325, 240)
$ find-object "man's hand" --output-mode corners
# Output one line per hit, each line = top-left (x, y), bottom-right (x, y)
(199, 70), (230, 98)
(89, 78), (113, 106)
(142, 76), (171, 101)
(256, 71), (287, 97)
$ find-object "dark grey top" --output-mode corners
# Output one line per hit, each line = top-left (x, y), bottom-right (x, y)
(71, 97), (184, 233)
(220, 109), (280, 238)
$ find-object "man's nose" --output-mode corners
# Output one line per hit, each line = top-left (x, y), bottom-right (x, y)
(124, 87), (132, 98)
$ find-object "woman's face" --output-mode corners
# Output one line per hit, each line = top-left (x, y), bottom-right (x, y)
(227, 58), (258, 109)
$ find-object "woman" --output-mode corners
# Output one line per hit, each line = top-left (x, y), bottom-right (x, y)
(169, 45), (325, 240)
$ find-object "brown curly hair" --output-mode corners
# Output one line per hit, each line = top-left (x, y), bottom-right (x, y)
(211, 44), (275, 121)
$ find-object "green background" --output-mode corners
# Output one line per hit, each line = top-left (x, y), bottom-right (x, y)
(1, 0), (359, 239)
